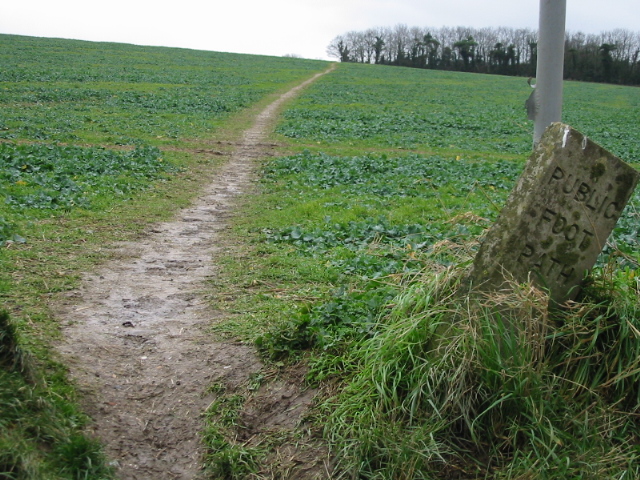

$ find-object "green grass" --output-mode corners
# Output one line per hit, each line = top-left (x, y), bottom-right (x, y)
(319, 259), (640, 479)
(1, 310), (114, 479)
(201, 390), (263, 479)
(211, 61), (640, 478)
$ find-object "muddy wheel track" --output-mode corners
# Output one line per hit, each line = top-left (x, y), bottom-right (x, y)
(54, 66), (335, 480)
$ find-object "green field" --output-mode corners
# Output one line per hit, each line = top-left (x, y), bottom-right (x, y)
(248, 62), (640, 479)
(1, 34), (640, 479)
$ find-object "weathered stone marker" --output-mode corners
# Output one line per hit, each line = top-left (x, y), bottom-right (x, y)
(469, 122), (639, 304)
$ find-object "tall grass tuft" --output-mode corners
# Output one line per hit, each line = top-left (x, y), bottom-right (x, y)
(1, 311), (114, 479)
(324, 252), (640, 479)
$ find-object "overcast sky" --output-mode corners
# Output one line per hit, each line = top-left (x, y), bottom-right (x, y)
(1, 1), (639, 60)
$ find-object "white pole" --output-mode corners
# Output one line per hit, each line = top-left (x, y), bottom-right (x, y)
(533, 0), (567, 145)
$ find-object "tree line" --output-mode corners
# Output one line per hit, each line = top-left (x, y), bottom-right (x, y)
(327, 25), (640, 85)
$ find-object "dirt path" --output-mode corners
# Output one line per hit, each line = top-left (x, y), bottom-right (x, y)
(54, 66), (335, 480)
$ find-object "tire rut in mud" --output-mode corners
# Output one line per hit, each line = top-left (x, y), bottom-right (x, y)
(53, 67), (334, 480)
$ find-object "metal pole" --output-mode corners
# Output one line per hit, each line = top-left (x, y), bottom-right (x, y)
(533, 0), (567, 145)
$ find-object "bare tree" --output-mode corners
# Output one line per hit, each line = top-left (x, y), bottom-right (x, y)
(327, 24), (640, 84)
(326, 35), (351, 62)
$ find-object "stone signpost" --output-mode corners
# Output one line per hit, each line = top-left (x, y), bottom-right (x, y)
(469, 122), (639, 304)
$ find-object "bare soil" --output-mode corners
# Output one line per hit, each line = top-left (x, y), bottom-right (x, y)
(53, 67), (335, 480)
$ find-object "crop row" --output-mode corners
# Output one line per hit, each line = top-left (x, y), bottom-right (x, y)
(277, 62), (640, 162)
(0, 34), (325, 145)
(0, 142), (177, 244)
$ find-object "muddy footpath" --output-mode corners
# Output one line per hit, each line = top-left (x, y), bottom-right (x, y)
(53, 66), (335, 479)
